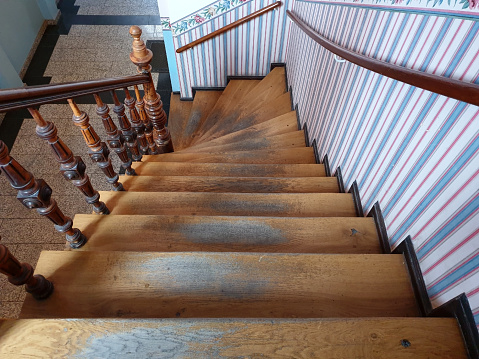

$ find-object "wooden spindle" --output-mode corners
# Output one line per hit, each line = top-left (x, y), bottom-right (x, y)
(124, 87), (148, 154)
(65, 100), (123, 191)
(130, 25), (174, 153)
(0, 140), (88, 248)
(93, 94), (136, 175)
(0, 241), (54, 300)
(134, 85), (158, 154)
(110, 91), (142, 162)
(27, 108), (109, 216)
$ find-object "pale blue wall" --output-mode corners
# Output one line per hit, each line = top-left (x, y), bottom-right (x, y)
(163, 30), (180, 92)
(0, 0), (57, 89)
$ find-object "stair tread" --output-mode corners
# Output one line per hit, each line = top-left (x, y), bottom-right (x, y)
(139, 147), (316, 164)
(118, 175), (338, 193)
(21, 252), (418, 319)
(0, 318), (466, 358)
(73, 215), (380, 253)
(98, 191), (356, 216)
(182, 110), (299, 151)
(179, 130), (306, 153)
(165, 94), (193, 151)
(180, 90), (223, 149)
(190, 80), (261, 145)
(131, 162), (327, 177)
(197, 91), (292, 144)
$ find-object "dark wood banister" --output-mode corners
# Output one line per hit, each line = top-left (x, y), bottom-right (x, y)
(176, 1), (282, 54)
(0, 73), (151, 112)
(287, 10), (479, 107)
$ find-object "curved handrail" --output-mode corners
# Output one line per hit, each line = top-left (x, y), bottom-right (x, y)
(176, 1), (282, 54)
(287, 10), (479, 107)
(0, 73), (151, 112)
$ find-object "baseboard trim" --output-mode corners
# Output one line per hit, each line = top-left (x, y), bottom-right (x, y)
(311, 140), (320, 165)
(393, 236), (432, 317)
(367, 201), (391, 254)
(430, 293), (479, 359)
(191, 86), (226, 99)
(271, 62), (288, 92)
(302, 122), (310, 147)
(322, 153), (331, 177)
(227, 75), (265, 83)
(335, 166), (345, 193)
(290, 86), (295, 112)
(348, 180), (364, 217)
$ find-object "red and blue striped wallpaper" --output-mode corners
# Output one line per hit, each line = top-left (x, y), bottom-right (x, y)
(286, 1), (479, 328)
(172, 0), (295, 98)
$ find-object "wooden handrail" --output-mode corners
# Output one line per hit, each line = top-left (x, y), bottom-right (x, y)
(176, 1), (282, 53)
(287, 10), (479, 107)
(0, 73), (151, 112)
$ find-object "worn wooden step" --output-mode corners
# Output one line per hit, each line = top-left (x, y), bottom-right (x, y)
(179, 90), (223, 149)
(182, 111), (299, 152)
(165, 93), (193, 151)
(21, 252), (418, 319)
(139, 147), (316, 164)
(98, 192), (356, 217)
(190, 80), (260, 145)
(132, 162), (326, 177)
(179, 130), (306, 153)
(197, 91), (292, 144)
(0, 318), (466, 358)
(118, 175), (338, 193)
(73, 215), (379, 253)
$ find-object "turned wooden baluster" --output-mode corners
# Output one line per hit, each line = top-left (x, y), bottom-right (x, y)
(124, 87), (148, 154)
(27, 108), (109, 215)
(0, 140), (87, 248)
(130, 25), (174, 153)
(111, 91), (142, 161)
(93, 94), (136, 175)
(65, 100), (123, 191)
(134, 85), (158, 154)
(0, 241), (53, 300)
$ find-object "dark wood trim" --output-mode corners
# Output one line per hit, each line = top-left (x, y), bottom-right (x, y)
(348, 180), (364, 217)
(290, 86), (295, 112)
(367, 201), (392, 254)
(227, 75), (265, 83)
(430, 293), (479, 359)
(302, 122), (310, 147)
(322, 153), (331, 177)
(172, 91), (180, 95)
(287, 10), (479, 107)
(335, 166), (345, 193)
(192, 86), (226, 99)
(0, 74), (151, 112)
(393, 236), (433, 317)
(177, 2), (282, 53)
(311, 139), (320, 165)
(179, 97), (194, 101)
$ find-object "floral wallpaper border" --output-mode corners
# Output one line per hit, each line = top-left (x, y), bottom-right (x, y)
(161, 17), (172, 31)
(301, 0), (479, 12)
(171, 0), (252, 35)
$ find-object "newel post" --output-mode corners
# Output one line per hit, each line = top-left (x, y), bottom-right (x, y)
(129, 25), (174, 153)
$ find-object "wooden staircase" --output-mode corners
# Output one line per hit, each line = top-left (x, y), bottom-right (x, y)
(0, 67), (469, 358)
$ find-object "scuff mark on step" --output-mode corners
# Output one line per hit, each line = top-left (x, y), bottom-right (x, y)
(179, 219), (287, 245)
(208, 198), (286, 215)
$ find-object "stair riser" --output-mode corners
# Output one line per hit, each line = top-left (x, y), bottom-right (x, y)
(119, 176), (339, 193)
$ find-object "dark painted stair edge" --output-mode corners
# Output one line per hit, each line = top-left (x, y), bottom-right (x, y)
(335, 166), (345, 194)
(393, 236), (433, 317)
(366, 201), (391, 254)
(348, 180), (364, 217)
(302, 122), (310, 147)
(430, 293), (479, 359)
(271, 62), (288, 92)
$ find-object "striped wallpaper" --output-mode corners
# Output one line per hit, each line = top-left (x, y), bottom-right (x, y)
(286, 1), (479, 327)
(172, 0), (294, 98)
